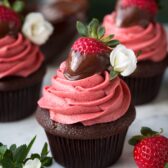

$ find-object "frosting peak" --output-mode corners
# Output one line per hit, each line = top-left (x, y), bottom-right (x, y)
(38, 62), (131, 126)
(103, 13), (167, 62)
(0, 33), (44, 79)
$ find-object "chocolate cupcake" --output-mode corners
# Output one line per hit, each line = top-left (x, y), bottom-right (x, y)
(25, 0), (88, 62)
(36, 19), (137, 168)
(103, 0), (168, 105)
(0, 3), (53, 122)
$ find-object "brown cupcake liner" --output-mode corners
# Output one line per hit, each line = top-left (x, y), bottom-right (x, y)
(45, 129), (128, 168)
(0, 82), (42, 122)
(123, 73), (164, 105)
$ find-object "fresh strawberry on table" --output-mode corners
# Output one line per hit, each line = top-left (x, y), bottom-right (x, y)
(129, 127), (168, 168)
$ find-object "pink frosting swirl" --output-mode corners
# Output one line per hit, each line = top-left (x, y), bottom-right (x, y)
(38, 62), (131, 126)
(103, 13), (167, 62)
(0, 33), (44, 79)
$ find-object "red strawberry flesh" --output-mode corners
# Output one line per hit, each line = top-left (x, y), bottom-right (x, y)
(72, 37), (111, 55)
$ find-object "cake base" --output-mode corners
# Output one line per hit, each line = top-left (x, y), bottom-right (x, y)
(0, 65), (46, 122)
(36, 104), (135, 168)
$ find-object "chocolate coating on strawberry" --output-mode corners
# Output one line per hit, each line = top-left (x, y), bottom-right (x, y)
(64, 19), (119, 81)
(0, 5), (20, 38)
(115, 0), (159, 27)
(64, 37), (111, 80)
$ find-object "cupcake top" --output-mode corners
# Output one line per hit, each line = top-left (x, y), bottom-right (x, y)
(0, 33), (44, 79)
(38, 19), (137, 126)
(103, 0), (167, 62)
(0, 1), (53, 79)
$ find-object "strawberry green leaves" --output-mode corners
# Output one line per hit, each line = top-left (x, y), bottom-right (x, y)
(129, 127), (163, 146)
(2, 0), (25, 13)
(76, 21), (88, 37)
(0, 137), (52, 168)
(76, 18), (120, 48)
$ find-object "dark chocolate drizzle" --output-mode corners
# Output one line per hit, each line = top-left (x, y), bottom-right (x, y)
(64, 50), (110, 81)
(115, 0), (155, 27)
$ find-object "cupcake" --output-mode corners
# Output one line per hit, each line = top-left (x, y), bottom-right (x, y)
(103, 0), (168, 105)
(0, 2), (53, 122)
(36, 19), (137, 168)
(25, 0), (88, 62)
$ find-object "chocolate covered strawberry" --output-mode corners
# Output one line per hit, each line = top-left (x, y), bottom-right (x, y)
(64, 19), (119, 80)
(116, 0), (160, 27)
(129, 127), (168, 168)
(0, 0), (21, 37)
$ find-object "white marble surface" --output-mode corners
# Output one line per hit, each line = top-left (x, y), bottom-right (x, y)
(0, 26), (168, 168)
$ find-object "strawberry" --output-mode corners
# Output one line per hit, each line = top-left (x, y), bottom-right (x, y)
(121, 0), (159, 15)
(129, 127), (168, 168)
(115, 0), (160, 27)
(0, 1), (21, 38)
(0, 5), (20, 28)
(72, 37), (111, 56)
(64, 18), (119, 80)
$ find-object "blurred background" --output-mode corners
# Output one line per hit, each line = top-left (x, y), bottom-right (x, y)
(88, 0), (168, 23)
(25, 0), (168, 63)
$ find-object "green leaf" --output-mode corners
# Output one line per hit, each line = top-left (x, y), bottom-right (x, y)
(41, 157), (52, 167)
(76, 21), (88, 37)
(2, 150), (14, 168)
(14, 162), (22, 168)
(107, 40), (120, 48)
(30, 153), (41, 160)
(101, 35), (114, 43)
(25, 136), (36, 158)
(87, 18), (99, 38)
(128, 135), (144, 146)
(110, 70), (118, 80)
(13, 145), (27, 163)
(12, 0), (25, 13)
(1, 157), (14, 168)
(41, 143), (49, 157)
(10, 144), (17, 155)
(164, 163), (168, 168)
(140, 127), (159, 137)
(0, 145), (7, 156)
(97, 26), (105, 39)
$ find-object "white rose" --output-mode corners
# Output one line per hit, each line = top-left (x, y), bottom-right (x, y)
(23, 158), (41, 168)
(110, 44), (137, 76)
(22, 13), (54, 45)
(0, 165), (2, 168)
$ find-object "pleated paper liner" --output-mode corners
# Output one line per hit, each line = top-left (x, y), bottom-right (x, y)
(123, 74), (164, 105)
(0, 65), (46, 122)
(46, 129), (127, 168)
(0, 83), (42, 122)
